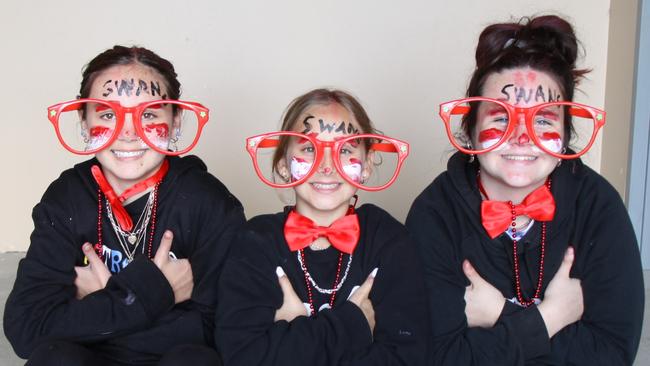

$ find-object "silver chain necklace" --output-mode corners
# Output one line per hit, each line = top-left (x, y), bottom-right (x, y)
(296, 250), (353, 294)
(105, 189), (156, 262)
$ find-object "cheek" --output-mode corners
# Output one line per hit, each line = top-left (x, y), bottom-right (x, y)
(86, 126), (113, 151)
(144, 122), (170, 150)
(477, 128), (505, 149)
(290, 156), (313, 181)
(538, 132), (563, 153)
(342, 157), (363, 182)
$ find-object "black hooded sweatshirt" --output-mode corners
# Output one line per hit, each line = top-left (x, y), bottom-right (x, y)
(4, 155), (245, 364)
(406, 152), (644, 365)
(215, 204), (430, 366)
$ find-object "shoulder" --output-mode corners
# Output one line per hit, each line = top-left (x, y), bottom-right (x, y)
(164, 155), (243, 212)
(356, 203), (409, 244)
(557, 160), (625, 214)
(231, 212), (286, 260)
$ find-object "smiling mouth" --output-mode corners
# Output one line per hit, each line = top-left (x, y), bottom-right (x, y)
(501, 154), (537, 161)
(112, 149), (146, 159)
(310, 182), (342, 191)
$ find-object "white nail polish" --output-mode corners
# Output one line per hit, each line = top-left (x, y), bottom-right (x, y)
(370, 267), (379, 278)
(303, 302), (313, 316)
(276, 266), (286, 278)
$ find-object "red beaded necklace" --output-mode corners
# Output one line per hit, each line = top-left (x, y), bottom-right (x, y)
(477, 173), (551, 307)
(298, 250), (346, 316)
(295, 202), (356, 316)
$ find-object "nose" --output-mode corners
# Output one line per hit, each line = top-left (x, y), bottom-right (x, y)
(508, 115), (530, 145)
(318, 149), (334, 175)
(118, 113), (140, 142)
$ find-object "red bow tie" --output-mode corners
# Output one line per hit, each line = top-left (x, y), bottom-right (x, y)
(91, 159), (169, 231)
(284, 210), (360, 254)
(480, 183), (556, 239)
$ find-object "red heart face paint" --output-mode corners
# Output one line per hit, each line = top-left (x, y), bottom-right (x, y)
(342, 157), (363, 182)
(86, 126), (114, 151)
(290, 156), (313, 181)
(478, 128), (505, 149)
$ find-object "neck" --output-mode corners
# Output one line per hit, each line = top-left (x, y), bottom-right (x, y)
(294, 202), (350, 227)
(479, 174), (547, 204)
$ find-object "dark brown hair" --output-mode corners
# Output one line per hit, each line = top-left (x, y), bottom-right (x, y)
(271, 88), (377, 174)
(463, 15), (590, 143)
(78, 45), (181, 101)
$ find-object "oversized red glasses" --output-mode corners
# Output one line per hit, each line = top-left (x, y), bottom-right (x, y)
(246, 132), (409, 191)
(439, 97), (606, 159)
(47, 99), (209, 155)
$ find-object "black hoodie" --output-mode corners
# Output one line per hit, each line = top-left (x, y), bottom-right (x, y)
(4, 155), (245, 364)
(215, 204), (430, 366)
(406, 152), (644, 365)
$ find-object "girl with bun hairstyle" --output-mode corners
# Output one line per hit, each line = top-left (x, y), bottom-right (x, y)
(407, 15), (644, 365)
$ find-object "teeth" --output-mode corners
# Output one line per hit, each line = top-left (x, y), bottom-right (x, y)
(502, 155), (536, 161)
(312, 183), (339, 190)
(113, 150), (145, 158)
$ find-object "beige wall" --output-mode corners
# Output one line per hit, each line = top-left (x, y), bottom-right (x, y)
(0, 0), (613, 252)
(601, 0), (639, 203)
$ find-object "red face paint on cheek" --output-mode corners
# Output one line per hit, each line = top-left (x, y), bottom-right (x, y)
(90, 126), (112, 137)
(144, 123), (169, 138)
(539, 132), (563, 152)
(478, 128), (505, 149)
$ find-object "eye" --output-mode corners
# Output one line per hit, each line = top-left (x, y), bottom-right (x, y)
(99, 112), (116, 122)
(491, 115), (509, 124)
(302, 146), (315, 154)
(142, 111), (158, 120)
(534, 117), (555, 127)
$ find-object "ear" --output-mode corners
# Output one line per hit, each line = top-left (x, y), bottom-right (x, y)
(361, 151), (375, 182)
(277, 157), (290, 181)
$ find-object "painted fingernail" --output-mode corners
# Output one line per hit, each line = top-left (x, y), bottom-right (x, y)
(370, 267), (378, 278)
(303, 302), (312, 316)
(276, 266), (286, 278)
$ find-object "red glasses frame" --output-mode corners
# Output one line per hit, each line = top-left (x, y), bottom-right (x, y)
(245, 131), (410, 191)
(47, 98), (210, 155)
(439, 97), (606, 159)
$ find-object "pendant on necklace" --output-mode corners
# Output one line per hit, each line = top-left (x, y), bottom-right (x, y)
(127, 234), (137, 245)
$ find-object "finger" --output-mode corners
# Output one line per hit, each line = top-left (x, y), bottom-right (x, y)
(82, 243), (103, 268)
(276, 267), (299, 298)
(557, 246), (575, 277)
(463, 259), (484, 285)
(153, 230), (174, 266)
(354, 267), (378, 299)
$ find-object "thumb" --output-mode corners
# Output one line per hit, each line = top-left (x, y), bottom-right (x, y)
(153, 230), (174, 266)
(355, 267), (378, 299)
(557, 246), (575, 277)
(276, 267), (299, 299)
(83, 243), (111, 284)
(463, 259), (484, 285)
(83, 243), (103, 268)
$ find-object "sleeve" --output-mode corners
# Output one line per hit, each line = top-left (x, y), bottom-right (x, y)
(340, 215), (430, 366)
(406, 195), (541, 366)
(185, 189), (245, 346)
(2, 184), (175, 359)
(215, 229), (376, 366)
(545, 199), (644, 365)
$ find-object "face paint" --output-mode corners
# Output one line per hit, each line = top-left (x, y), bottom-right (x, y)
(86, 126), (113, 151)
(144, 122), (170, 150)
(342, 157), (363, 182)
(290, 156), (313, 181)
(539, 132), (563, 152)
(478, 128), (505, 149)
